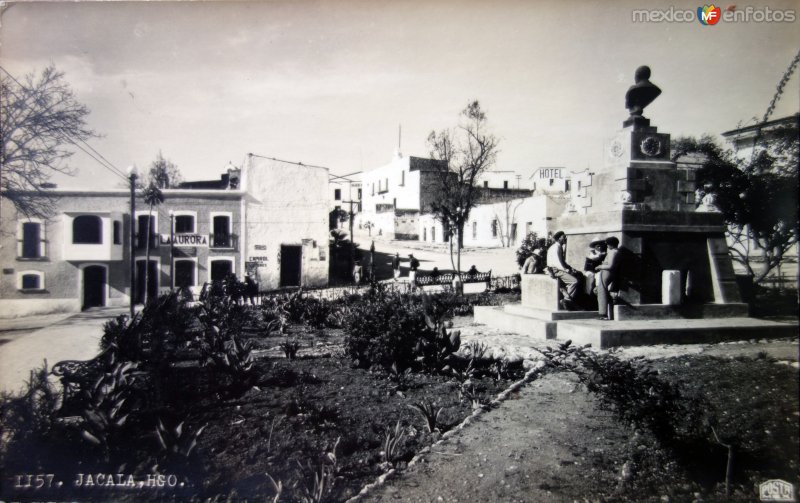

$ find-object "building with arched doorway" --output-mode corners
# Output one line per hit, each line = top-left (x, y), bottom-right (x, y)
(0, 155), (329, 317)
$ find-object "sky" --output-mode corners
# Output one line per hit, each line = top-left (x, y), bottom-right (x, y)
(1, 0), (798, 189)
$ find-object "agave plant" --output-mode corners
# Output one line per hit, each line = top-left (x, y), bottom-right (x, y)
(408, 399), (444, 433)
(78, 361), (139, 452)
(155, 417), (207, 458)
(381, 421), (405, 467)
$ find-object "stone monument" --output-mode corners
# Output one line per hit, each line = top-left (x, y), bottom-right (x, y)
(557, 65), (741, 308)
(474, 66), (797, 347)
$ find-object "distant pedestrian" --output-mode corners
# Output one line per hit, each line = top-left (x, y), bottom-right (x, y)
(408, 254), (420, 283)
(244, 274), (258, 305)
(392, 252), (401, 280)
(467, 265), (479, 278)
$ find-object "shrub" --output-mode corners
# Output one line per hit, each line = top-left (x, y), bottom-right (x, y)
(536, 341), (709, 442)
(0, 362), (60, 449)
(342, 286), (431, 370)
(416, 293), (461, 372)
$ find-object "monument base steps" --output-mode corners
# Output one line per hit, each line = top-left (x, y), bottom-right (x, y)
(613, 303), (749, 320)
(473, 306), (557, 340)
(558, 317), (798, 349)
(475, 304), (797, 349)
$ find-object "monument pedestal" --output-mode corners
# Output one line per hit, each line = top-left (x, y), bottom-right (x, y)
(473, 66), (798, 347)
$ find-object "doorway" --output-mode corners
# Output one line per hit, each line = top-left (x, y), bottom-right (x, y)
(280, 245), (302, 287)
(82, 265), (106, 309)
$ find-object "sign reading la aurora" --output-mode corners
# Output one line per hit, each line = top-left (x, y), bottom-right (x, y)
(159, 234), (209, 247)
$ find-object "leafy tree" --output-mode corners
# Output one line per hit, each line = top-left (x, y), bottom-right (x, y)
(427, 101), (499, 277)
(672, 129), (798, 284)
(141, 151), (182, 189)
(1, 65), (98, 218)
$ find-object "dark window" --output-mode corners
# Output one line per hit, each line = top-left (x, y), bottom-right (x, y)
(511, 223), (518, 241)
(400, 171), (405, 186)
(472, 221), (477, 239)
(22, 222), (41, 258)
(137, 215), (156, 249)
(212, 215), (231, 247)
(357, 188), (362, 199)
(334, 189), (341, 200)
(174, 215), (194, 233)
(549, 178), (554, 186)
(174, 261), (195, 288)
(22, 274), (41, 290)
(491, 220), (498, 238)
(431, 227), (436, 242)
(73, 215), (102, 244)
(565, 180), (571, 192)
(503, 181), (509, 189)
(113, 221), (121, 245)
(210, 260), (233, 282)
(483, 181), (489, 188)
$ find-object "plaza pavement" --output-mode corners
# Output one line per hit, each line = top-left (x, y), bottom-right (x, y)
(0, 307), (128, 394)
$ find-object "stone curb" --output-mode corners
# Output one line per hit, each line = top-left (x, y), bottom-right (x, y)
(345, 360), (549, 502)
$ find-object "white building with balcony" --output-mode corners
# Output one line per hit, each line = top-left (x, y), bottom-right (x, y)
(0, 155), (330, 317)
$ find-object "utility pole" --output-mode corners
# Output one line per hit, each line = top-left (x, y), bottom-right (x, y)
(127, 166), (138, 318)
(169, 211), (175, 291)
(342, 199), (357, 268)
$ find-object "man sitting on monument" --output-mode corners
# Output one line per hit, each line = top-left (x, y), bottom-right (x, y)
(521, 248), (544, 274)
(546, 231), (581, 310)
(595, 236), (621, 320)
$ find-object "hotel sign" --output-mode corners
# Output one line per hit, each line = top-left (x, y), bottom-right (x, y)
(538, 168), (563, 179)
(160, 234), (209, 247)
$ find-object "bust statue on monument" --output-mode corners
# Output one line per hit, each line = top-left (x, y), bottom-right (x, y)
(623, 65), (662, 129)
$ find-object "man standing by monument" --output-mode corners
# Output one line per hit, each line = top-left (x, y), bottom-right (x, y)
(547, 231), (580, 310)
(595, 237), (621, 320)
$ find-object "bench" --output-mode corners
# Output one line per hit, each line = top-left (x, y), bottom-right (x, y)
(415, 270), (492, 287)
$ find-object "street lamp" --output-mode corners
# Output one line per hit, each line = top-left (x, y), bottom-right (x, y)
(127, 165), (138, 318)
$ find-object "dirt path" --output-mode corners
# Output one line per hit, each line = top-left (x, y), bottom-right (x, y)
(361, 372), (630, 502)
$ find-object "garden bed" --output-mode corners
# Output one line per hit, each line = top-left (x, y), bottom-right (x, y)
(0, 285), (526, 502)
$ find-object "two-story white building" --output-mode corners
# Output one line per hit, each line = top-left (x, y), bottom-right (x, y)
(0, 155), (329, 317)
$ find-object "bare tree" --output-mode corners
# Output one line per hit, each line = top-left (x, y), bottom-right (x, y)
(427, 101), (499, 276)
(141, 151), (182, 189)
(1, 65), (98, 218)
(493, 196), (523, 247)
